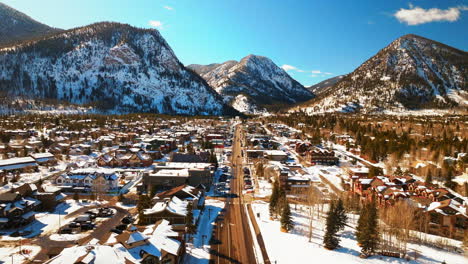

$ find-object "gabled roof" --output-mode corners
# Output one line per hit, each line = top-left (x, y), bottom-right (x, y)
(144, 196), (188, 216)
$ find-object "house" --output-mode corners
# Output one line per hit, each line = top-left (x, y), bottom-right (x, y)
(30, 152), (56, 165)
(0, 157), (38, 172)
(55, 168), (119, 194)
(142, 169), (190, 193)
(33, 184), (67, 211)
(0, 192), (41, 229)
(154, 184), (205, 209)
(141, 162), (213, 192)
(308, 148), (339, 165)
(113, 220), (185, 264)
(45, 245), (138, 264)
(170, 152), (210, 163)
(426, 199), (467, 240)
(264, 150), (288, 161)
(140, 196), (188, 229)
(97, 152), (152, 168)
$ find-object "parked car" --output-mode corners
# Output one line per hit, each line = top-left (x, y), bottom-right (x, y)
(98, 208), (114, 217)
(85, 210), (98, 219)
(81, 223), (95, 231)
(74, 215), (92, 224)
(110, 228), (123, 234)
(59, 228), (73, 234)
(68, 222), (81, 228)
(115, 224), (127, 231)
(244, 185), (253, 190)
(243, 167), (250, 174)
(121, 216), (134, 225)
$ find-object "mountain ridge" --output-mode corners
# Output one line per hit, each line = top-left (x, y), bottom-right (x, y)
(0, 3), (61, 47)
(0, 22), (238, 116)
(188, 55), (314, 114)
(295, 34), (467, 114)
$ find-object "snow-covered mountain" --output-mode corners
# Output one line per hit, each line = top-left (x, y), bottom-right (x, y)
(188, 55), (314, 114)
(296, 34), (467, 114)
(0, 3), (60, 47)
(307, 75), (345, 95)
(0, 22), (236, 115)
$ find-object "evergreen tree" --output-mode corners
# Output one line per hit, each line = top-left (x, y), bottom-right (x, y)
(425, 170), (433, 185)
(356, 202), (367, 244)
(118, 193), (124, 203)
(73, 191), (79, 201)
(394, 166), (403, 177)
(323, 200), (339, 249)
(334, 199), (348, 230)
(323, 199), (347, 250)
(185, 203), (197, 236)
(269, 180), (279, 218)
(444, 168), (456, 189)
(280, 201), (294, 232)
(356, 199), (379, 255)
(209, 150), (218, 168)
(137, 194), (152, 224)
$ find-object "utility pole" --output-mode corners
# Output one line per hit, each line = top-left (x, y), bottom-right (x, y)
(228, 223), (231, 259)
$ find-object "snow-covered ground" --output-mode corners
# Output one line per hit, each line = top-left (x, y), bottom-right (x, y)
(183, 199), (225, 264)
(49, 233), (87, 241)
(0, 199), (107, 241)
(0, 245), (41, 264)
(256, 179), (272, 198)
(251, 201), (466, 264)
(306, 165), (345, 192)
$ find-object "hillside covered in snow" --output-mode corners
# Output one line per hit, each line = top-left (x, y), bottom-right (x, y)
(0, 22), (236, 115)
(296, 34), (467, 114)
(188, 55), (314, 114)
(0, 3), (61, 47)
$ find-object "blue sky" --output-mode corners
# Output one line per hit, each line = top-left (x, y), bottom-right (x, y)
(2, 0), (467, 86)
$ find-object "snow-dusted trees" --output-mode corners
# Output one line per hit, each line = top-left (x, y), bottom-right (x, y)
(356, 198), (379, 256)
(280, 201), (294, 232)
(323, 199), (347, 250)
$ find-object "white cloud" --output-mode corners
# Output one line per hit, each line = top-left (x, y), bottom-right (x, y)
(394, 5), (467, 25)
(282, 65), (305, 73)
(311, 70), (332, 75)
(282, 65), (297, 71)
(283, 65), (332, 77)
(164, 6), (174, 11)
(148, 20), (164, 29)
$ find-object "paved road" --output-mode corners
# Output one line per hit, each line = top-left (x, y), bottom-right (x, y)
(213, 124), (258, 264)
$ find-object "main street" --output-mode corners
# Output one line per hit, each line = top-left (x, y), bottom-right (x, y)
(214, 124), (257, 264)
